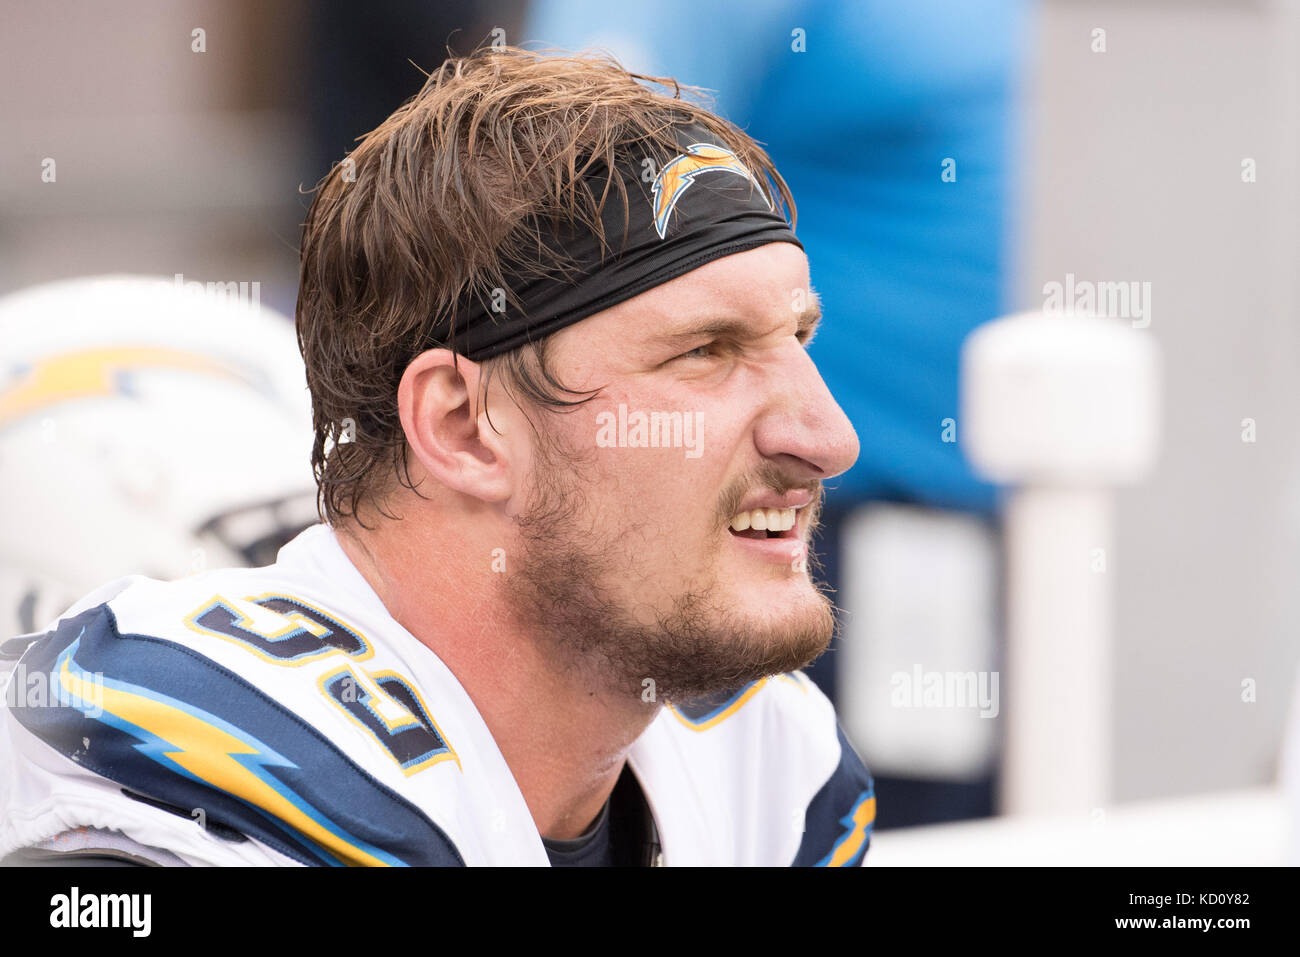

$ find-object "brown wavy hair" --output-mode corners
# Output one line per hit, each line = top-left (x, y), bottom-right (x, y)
(296, 44), (797, 526)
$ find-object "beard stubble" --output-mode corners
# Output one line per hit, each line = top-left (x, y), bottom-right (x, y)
(502, 435), (836, 704)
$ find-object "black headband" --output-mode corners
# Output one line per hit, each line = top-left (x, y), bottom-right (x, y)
(435, 123), (803, 360)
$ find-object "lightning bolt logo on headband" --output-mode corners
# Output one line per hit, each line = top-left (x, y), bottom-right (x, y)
(439, 123), (801, 360)
(651, 143), (772, 239)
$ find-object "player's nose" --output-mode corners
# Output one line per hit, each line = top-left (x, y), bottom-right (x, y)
(752, 342), (859, 480)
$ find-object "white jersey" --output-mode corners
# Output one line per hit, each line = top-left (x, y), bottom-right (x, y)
(0, 525), (874, 866)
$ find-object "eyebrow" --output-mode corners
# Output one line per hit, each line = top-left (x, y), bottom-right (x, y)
(649, 286), (823, 348)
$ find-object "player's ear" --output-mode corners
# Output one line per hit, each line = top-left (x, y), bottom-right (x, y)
(397, 350), (514, 503)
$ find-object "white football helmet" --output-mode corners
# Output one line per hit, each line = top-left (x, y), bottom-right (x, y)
(0, 275), (321, 638)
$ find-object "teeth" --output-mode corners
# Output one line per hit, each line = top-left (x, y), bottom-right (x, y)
(729, 507), (797, 533)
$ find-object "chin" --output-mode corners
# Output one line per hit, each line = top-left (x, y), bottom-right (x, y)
(650, 590), (837, 702)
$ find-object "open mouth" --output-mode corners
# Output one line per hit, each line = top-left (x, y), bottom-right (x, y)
(728, 507), (798, 540)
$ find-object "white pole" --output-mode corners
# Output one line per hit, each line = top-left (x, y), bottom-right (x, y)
(1002, 487), (1113, 812)
(961, 311), (1160, 816)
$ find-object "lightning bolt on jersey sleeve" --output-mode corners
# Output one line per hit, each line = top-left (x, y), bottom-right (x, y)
(3, 604), (462, 866)
(793, 726), (876, 867)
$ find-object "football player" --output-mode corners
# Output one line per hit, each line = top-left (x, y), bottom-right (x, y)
(0, 47), (874, 866)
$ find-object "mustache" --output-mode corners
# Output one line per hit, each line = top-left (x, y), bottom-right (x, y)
(718, 463), (824, 528)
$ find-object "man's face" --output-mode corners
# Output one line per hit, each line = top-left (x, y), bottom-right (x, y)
(501, 242), (860, 702)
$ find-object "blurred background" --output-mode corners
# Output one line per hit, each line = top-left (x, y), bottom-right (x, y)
(2, 0), (1297, 864)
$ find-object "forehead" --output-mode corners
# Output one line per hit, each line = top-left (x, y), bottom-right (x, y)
(556, 242), (812, 352)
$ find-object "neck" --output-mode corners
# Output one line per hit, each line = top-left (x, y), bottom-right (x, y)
(334, 510), (658, 840)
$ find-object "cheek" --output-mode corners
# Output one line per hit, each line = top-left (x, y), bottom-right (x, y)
(596, 443), (727, 562)
(582, 383), (749, 525)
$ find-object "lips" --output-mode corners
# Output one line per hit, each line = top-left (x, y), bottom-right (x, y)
(733, 490), (815, 514)
(727, 516), (809, 566)
(724, 487), (817, 563)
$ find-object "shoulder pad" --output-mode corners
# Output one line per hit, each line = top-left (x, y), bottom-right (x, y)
(792, 723), (875, 866)
(652, 673), (875, 865)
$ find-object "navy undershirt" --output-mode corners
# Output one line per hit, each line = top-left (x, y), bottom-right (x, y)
(541, 763), (652, 866)
(541, 796), (616, 867)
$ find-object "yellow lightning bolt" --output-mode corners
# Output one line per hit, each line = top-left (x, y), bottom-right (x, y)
(0, 347), (242, 428)
(58, 653), (393, 867)
(824, 793), (876, 867)
(651, 143), (768, 238)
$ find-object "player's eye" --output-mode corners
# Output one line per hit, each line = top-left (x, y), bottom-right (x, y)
(675, 342), (719, 361)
